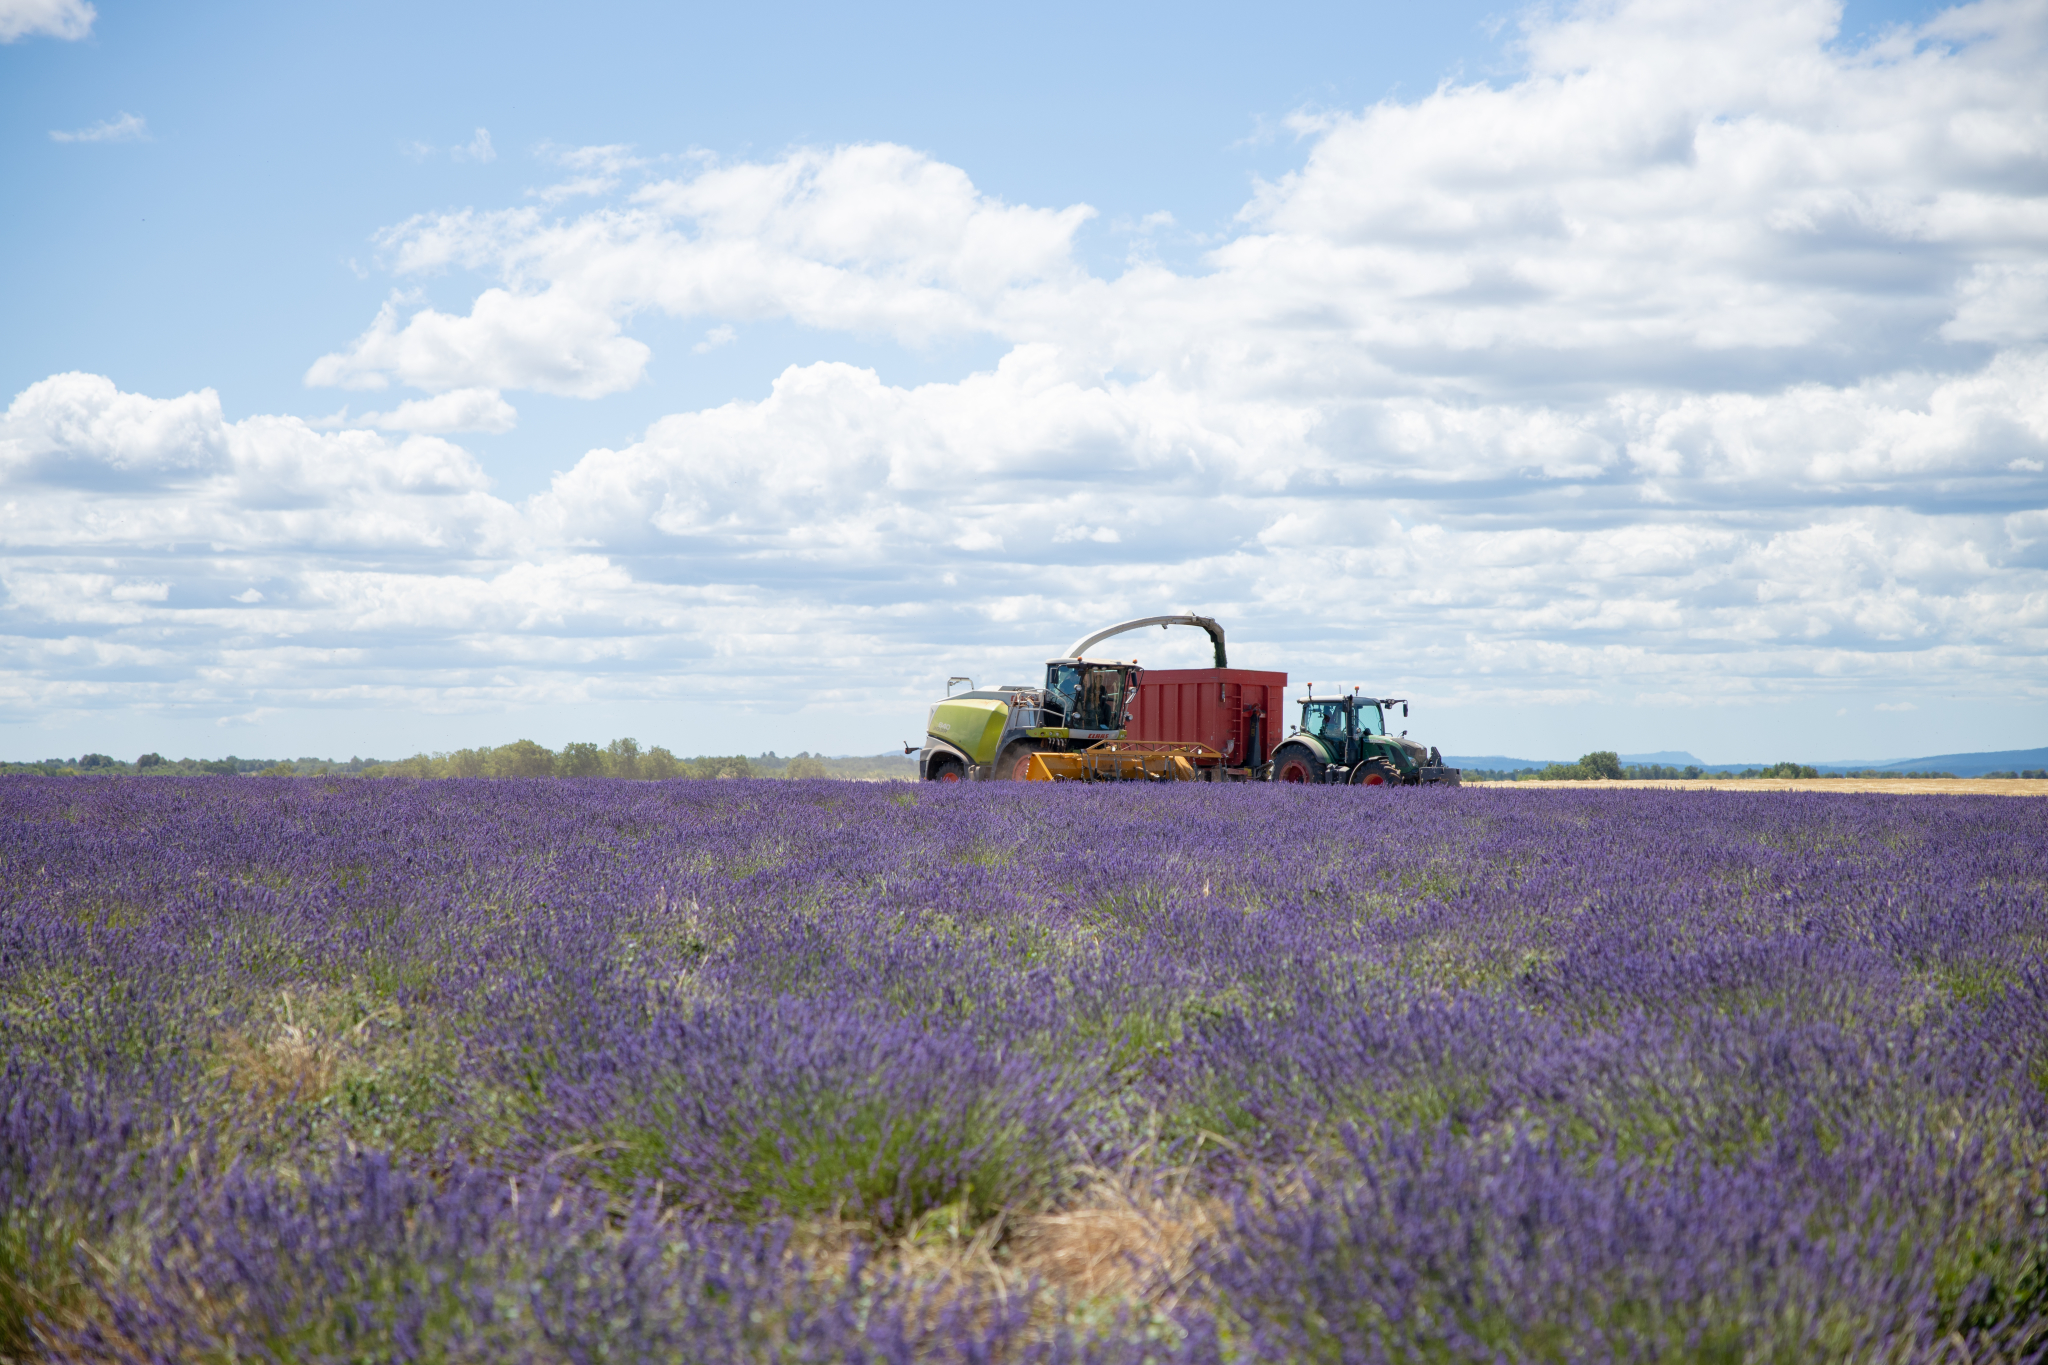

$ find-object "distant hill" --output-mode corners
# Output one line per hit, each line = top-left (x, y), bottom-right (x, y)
(1840, 746), (2048, 777)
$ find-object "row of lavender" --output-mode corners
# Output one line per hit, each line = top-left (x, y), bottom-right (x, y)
(3, 776), (2044, 1361)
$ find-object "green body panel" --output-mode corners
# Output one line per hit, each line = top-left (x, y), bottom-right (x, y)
(1368, 737), (1416, 772)
(928, 698), (1010, 765)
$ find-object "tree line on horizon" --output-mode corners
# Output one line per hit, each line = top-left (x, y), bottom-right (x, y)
(0, 741), (916, 781)
(358, 738), (736, 781)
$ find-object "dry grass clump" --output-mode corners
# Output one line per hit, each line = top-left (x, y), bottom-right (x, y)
(775, 1147), (1231, 1335)
(1009, 1171), (1222, 1309)
(206, 986), (423, 1137)
(211, 997), (340, 1113)
(894, 1149), (1231, 1327)
(1010, 1201), (1192, 1304)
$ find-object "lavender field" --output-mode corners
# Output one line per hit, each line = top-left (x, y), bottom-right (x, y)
(2, 776), (2045, 1362)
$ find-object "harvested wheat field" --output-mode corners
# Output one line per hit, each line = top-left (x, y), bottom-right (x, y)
(1477, 776), (2048, 796)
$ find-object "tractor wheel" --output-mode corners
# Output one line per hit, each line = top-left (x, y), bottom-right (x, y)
(995, 742), (1042, 781)
(927, 755), (966, 783)
(1351, 757), (1399, 787)
(1273, 749), (1323, 785)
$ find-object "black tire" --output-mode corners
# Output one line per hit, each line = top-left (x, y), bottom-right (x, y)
(1351, 757), (1399, 787)
(1273, 747), (1323, 785)
(994, 742), (1043, 782)
(926, 754), (966, 783)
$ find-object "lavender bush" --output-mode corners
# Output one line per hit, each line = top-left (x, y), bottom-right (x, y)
(524, 998), (1080, 1226)
(1, 775), (2042, 1360)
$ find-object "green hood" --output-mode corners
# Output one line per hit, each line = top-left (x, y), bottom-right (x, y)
(928, 697), (1009, 765)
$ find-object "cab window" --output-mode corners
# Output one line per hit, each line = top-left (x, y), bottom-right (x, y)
(1046, 664), (1082, 711)
(1355, 703), (1385, 736)
(1301, 702), (1348, 738)
(1073, 667), (1126, 730)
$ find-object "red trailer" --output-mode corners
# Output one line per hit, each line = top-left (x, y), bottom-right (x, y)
(1128, 667), (1288, 774)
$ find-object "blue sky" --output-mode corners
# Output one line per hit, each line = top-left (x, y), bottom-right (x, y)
(3, 0), (2042, 764)
(7, 2), (1546, 493)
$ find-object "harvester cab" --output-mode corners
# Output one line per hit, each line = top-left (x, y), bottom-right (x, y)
(916, 614), (1280, 783)
(1045, 661), (1136, 733)
(1271, 688), (1462, 787)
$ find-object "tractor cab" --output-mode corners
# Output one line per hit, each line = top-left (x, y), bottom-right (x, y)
(1300, 696), (1386, 742)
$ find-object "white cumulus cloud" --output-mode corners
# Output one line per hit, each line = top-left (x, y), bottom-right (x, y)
(1, 0), (92, 42)
(530, 142), (650, 204)
(452, 127), (496, 163)
(355, 387), (517, 434)
(305, 294), (650, 397)
(305, 141), (1097, 397)
(49, 112), (147, 144)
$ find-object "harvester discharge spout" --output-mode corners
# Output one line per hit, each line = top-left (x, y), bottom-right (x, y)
(1063, 614), (1227, 668)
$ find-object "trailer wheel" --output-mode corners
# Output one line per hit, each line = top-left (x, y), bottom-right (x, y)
(994, 742), (1043, 781)
(1274, 749), (1323, 784)
(1351, 758), (1398, 787)
(927, 755), (966, 783)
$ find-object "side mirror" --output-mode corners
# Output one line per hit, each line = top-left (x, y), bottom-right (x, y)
(1402, 703), (1409, 717)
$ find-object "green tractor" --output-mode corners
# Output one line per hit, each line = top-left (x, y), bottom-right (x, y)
(1269, 688), (1461, 786)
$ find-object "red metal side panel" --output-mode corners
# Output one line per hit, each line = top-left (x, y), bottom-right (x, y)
(1131, 667), (1288, 767)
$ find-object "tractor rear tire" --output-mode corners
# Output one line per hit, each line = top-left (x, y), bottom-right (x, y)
(927, 755), (966, 783)
(1351, 757), (1399, 787)
(1274, 749), (1323, 785)
(995, 742), (1042, 782)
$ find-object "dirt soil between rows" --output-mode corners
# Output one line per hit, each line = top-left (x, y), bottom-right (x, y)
(1471, 777), (2048, 796)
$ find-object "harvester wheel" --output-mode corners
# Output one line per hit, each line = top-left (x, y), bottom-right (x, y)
(1351, 758), (1399, 787)
(995, 742), (1043, 782)
(1273, 749), (1323, 785)
(927, 755), (966, 783)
